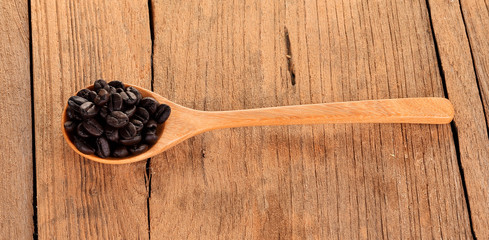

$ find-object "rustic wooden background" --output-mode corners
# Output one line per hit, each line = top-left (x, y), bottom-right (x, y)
(1, 0), (488, 239)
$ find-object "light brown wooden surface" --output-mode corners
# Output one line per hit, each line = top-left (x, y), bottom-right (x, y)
(31, 0), (151, 238)
(0, 0), (33, 238)
(149, 0), (471, 238)
(428, 0), (489, 238)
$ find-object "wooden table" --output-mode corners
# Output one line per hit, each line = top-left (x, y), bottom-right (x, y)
(1, 0), (489, 239)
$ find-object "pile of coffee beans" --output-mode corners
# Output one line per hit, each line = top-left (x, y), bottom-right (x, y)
(64, 80), (171, 158)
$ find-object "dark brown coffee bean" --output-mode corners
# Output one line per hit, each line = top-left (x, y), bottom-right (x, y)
(108, 80), (124, 89)
(120, 91), (128, 103)
(105, 127), (119, 142)
(95, 137), (111, 158)
(124, 91), (138, 105)
(82, 118), (104, 136)
(129, 144), (148, 155)
(144, 133), (158, 145)
(94, 89), (110, 106)
(79, 102), (98, 118)
(146, 119), (157, 132)
(140, 97), (158, 115)
(67, 107), (82, 121)
(73, 136), (95, 155)
(133, 107), (149, 124)
(113, 146), (129, 158)
(154, 104), (171, 124)
(99, 106), (109, 119)
(109, 93), (123, 111)
(76, 123), (91, 138)
(64, 121), (77, 133)
(120, 122), (137, 139)
(126, 87), (141, 105)
(124, 105), (137, 118)
(68, 96), (88, 112)
(131, 119), (144, 132)
(94, 79), (109, 92)
(76, 89), (92, 100)
(109, 86), (117, 94)
(116, 88), (124, 94)
(106, 111), (128, 128)
(120, 135), (141, 146)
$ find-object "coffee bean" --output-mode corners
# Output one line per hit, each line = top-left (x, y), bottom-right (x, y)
(105, 127), (119, 142)
(129, 144), (148, 155)
(144, 132), (158, 145)
(95, 137), (111, 158)
(76, 89), (92, 100)
(146, 119), (157, 132)
(131, 119), (144, 132)
(73, 136), (95, 155)
(82, 118), (104, 136)
(133, 107), (149, 124)
(94, 89), (110, 106)
(120, 135), (141, 146)
(109, 86), (117, 94)
(116, 88), (125, 94)
(68, 96), (88, 112)
(113, 146), (129, 158)
(124, 105), (137, 118)
(140, 97), (158, 115)
(124, 91), (138, 105)
(120, 122), (137, 139)
(154, 104), (171, 124)
(120, 91), (129, 103)
(67, 107), (82, 121)
(109, 93), (123, 111)
(108, 80), (124, 89)
(99, 106), (109, 119)
(79, 102), (99, 118)
(64, 121), (77, 133)
(94, 79), (109, 92)
(76, 123), (91, 138)
(126, 87), (141, 105)
(106, 111), (129, 128)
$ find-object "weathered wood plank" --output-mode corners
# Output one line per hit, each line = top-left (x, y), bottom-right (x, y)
(428, 0), (489, 238)
(150, 0), (471, 238)
(0, 0), (33, 238)
(31, 0), (151, 238)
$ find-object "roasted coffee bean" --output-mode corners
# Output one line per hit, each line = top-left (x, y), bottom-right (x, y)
(139, 97), (158, 115)
(124, 91), (138, 105)
(68, 96), (88, 112)
(120, 122), (137, 139)
(120, 91), (128, 103)
(106, 111), (129, 128)
(131, 119), (144, 132)
(129, 144), (148, 154)
(109, 86), (117, 94)
(76, 89), (92, 100)
(133, 107), (150, 124)
(108, 80), (124, 89)
(112, 146), (129, 158)
(154, 104), (171, 124)
(64, 121), (77, 132)
(124, 105), (137, 118)
(99, 106), (109, 119)
(94, 79), (109, 92)
(146, 119), (157, 132)
(76, 123), (91, 138)
(120, 135), (141, 146)
(116, 88), (125, 94)
(144, 132), (158, 145)
(105, 127), (119, 142)
(95, 137), (111, 158)
(126, 87), (141, 105)
(73, 136), (95, 155)
(109, 93), (123, 111)
(67, 107), (82, 121)
(82, 118), (104, 136)
(94, 89), (110, 106)
(79, 102), (98, 118)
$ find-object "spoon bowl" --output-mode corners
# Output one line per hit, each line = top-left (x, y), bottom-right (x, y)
(62, 84), (454, 164)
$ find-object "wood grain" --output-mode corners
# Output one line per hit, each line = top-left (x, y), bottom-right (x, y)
(0, 0), (33, 238)
(31, 0), (151, 238)
(428, 0), (489, 238)
(149, 0), (471, 238)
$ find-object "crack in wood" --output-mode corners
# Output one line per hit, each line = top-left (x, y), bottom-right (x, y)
(285, 26), (295, 86)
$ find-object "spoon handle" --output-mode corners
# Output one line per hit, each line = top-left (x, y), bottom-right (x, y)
(201, 98), (454, 129)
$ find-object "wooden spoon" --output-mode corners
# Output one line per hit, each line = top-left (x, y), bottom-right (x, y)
(62, 84), (454, 164)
